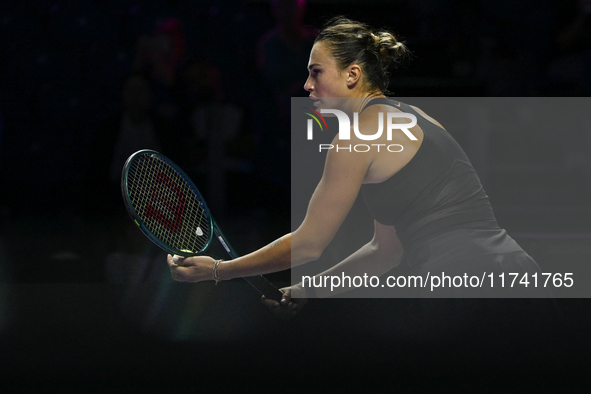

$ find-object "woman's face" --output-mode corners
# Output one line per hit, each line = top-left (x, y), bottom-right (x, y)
(304, 41), (352, 110)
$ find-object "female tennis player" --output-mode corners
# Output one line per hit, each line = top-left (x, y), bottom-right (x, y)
(167, 17), (545, 314)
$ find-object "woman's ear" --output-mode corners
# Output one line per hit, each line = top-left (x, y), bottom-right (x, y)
(346, 64), (362, 87)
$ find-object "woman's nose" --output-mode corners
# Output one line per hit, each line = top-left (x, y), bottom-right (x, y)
(304, 76), (313, 92)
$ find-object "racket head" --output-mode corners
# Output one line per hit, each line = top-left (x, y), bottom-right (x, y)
(121, 149), (214, 256)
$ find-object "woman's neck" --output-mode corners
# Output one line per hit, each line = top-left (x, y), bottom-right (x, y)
(347, 92), (385, 115)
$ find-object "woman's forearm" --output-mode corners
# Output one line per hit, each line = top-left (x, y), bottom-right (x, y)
(212, 222), (402, 290)
(216, 234), (292, 280)
(294, 240), (402, 298)
(214, 226), (333, 281)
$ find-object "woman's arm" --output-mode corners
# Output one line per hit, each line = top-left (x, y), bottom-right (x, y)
(169, 131), (375, 282)
(260, 220), (402, 318)
(222, 136), (373, 278)
(291, 220), (403, 298)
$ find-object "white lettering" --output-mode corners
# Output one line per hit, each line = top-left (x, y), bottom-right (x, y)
(387, 113), (418, 140)
(317, 144), (405, 152)
(387, 144), (403, 152)
(320, 109), (351, 139)
(353, 112), (383, 140)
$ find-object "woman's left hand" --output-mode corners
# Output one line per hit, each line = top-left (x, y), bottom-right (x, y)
(167, 254), (216, 282)
(261, 285), (308, 320)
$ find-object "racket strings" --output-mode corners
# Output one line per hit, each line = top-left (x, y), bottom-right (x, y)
(127, 153), (211, 254)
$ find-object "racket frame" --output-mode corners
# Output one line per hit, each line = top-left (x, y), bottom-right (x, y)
(121, 150), (283, 300)
(121, 149), (214, 257)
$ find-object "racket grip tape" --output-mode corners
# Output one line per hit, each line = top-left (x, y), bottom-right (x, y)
(242, 275), (284, 301)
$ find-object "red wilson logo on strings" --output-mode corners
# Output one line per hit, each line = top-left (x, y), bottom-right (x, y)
(145, 171), (187, 234)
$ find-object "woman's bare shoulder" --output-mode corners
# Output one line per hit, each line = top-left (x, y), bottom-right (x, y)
(409, 105), (446, 130)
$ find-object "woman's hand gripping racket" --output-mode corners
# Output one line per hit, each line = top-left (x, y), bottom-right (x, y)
(121, 149), (283, 300)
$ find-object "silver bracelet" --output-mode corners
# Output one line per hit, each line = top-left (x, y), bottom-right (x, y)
(212, 259), (223, 284)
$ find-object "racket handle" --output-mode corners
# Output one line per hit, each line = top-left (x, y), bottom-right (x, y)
(242, 275), (284, 300)
(212, 223), (283, 300)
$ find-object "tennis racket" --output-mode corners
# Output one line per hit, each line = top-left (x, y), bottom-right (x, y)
(121, 149), (283, 300)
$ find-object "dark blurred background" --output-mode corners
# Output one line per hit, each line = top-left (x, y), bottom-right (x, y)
(0, 0), (590, 390)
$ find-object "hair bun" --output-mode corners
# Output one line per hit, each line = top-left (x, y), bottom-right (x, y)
(372, 30), (408, 64)
(316, 16), (411, 93)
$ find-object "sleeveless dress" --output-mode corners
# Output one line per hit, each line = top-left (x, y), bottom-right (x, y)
(360, 98), (546, 297)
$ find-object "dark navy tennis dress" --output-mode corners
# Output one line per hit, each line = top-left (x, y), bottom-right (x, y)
(360, 98), (545, 298)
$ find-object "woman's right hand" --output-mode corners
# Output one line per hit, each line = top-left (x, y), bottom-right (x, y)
(261, 285), (308, 320)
